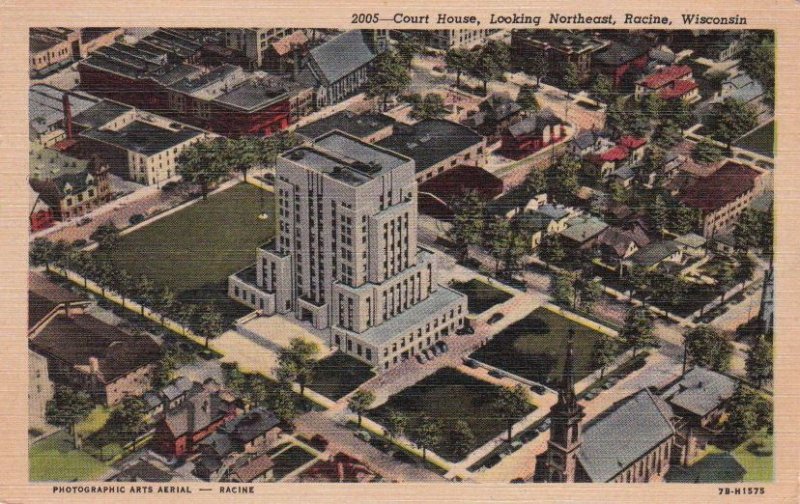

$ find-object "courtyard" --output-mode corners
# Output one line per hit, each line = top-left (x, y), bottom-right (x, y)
(102, 183), (275, 320)
(450, 278), (512, 315)
(30, 431), (110, 482)
(470, 307), (615, 386)
(367, 367), (535, 462)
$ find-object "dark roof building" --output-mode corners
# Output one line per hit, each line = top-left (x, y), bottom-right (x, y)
(630, 240), (682, 268)
(80, 120), (204, 156)
(661, 367), (737, 420)
(376, 119), (485, 178)
(28, 271), (85, 332)
(294, 110), (395, 142)
(679, 162), (762, 214)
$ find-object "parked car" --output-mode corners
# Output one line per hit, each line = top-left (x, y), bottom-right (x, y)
(76, 216), (92, 227)
(436, 341), (448, 353)
(422, 349), (433, 361)
(583, 391), (598, 400)
(456, 324), (475, 335)
(530, 384), (546, 395)
(488, 369), (504, 379)
(487, 313), (504, 324)
(537, 418), (552, 432)
(416, 354), (425, 364)
(430, 346), (440, 357)
(464, 358), (479, 368)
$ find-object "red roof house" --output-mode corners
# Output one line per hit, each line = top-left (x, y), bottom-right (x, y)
(636, 65), (700, 103)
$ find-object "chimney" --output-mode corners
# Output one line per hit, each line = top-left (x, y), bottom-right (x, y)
(62, 93), (73, 140)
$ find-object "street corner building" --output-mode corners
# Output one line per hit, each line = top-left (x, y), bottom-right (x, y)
(228, 131), (467, 372)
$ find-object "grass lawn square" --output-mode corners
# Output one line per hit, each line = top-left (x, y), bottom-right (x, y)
(470, 307), (612, 386)
(30, 431), (109, 481)
(368, 367), (535, 462)
(732, 431), (773, 482)
(310, 352), (376, 401)
(271, 445), (317, 480)
(450, 279), (513, 315)
(104, 183), (274, 319)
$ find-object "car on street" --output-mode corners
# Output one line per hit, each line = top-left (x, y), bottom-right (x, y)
(530, 384), (547, 395)
(456, 324), (476, 335)
(463, 358), (479, 368)
(422, 349), (433, 361)
(416, 354), (425, 364)
(537, 418), (552, 432)
(487, 313), (504, 324)
(488, 369), (505, 379)
(435, 341), (448, 353)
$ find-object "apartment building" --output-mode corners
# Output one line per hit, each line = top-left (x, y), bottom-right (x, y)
(229, 131), (466, 371)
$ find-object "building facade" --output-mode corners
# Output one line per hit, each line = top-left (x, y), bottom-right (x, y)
(511, 30), (610, 84)
(29, 349), (55, 430)
(229, 131), (466, 371)
(425, 30), (490, 50)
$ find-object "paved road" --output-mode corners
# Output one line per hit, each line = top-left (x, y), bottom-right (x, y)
(294, 411), (444, 482)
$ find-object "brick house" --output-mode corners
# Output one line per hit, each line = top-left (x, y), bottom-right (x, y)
(592, 41), (650, 89)
(153, 390), (237, 458)
(29, 186), (54, 232)
(29, 313), (162, 406)
(678, 161), (766, 238)
(500, 108), (568, 160)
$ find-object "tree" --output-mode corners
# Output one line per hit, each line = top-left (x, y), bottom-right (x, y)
(620, 307), (656, 357)
(527, 50), (549, 86)
(609, 181), (628, 205)
(414, 416), (443, 462)
(735, 252), (756, 286)
(450, 419), (476, 460)
(276, 337), (319, 395)
(538, 233), (566, 266)
(197, 303), (224, 349)
(652, 121), (683, 149)
(270, 384), (298, 426)
(746, 335), (773, 388)
(347, 389), (375, 427)
(133, 274), (155, 315)
(411, 93), (448, 120)
(221, 362), (247, 395)
(152, 286), (176, 326)
(547, 155), (581, 204)
(708, 98), (758, 149)
(152, 352), (178, 389)
(94, 259), (115, 297)
(385, 409), (409, 439)
(91, 222), (121, 253)
(106, 396), (147, 451)
(71, 251), (96, 289)
(642, 93), (666, 122)
(177, 303), (198, 337)
(726, 384), (771, 443)
(740, 34), (775, 107)
(683, 325), (733, 372)
(692, 138), (724, 164)
(176, 139), (229, 200)
(247, 375), (270, 408)
(715, 259), (738, 303)
(671, 206), (700, 235)
(486, 217), (527, 275)
(30, 238), (55, 271)
(592, 333), (619, 378)
(524, 167), (547, 195)
(444, 47), (474, 88)
(552, 271), (577, 308)
(470, 41), (510, 95)
(447, 191), (486, 264)
(650, 194), (669, 236)
(395, 35), (423, 68)
(591, 74), (613, 103)
(733, 209), (762, 251)
(666, 99), (695, 132)
(562, 62), (579, 98)
(45, 385), (93, 446)
(516, 84), (540, 115)
(494, 384), (530, 441)
(581, 278), (603, 311)
(111, 269), (133, 309)
(366, 50), (411, 111)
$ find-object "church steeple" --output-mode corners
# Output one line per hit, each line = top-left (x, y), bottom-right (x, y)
(544, 328), (585, 482)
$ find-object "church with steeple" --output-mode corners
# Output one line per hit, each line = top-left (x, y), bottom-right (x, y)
(536, 329), (678, 483)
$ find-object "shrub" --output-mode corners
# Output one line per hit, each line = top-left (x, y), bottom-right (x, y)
(129, 214), (145, 225)
(72, 239), (87, 248)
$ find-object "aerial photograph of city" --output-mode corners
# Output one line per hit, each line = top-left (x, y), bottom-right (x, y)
(27, 27), (774, 484)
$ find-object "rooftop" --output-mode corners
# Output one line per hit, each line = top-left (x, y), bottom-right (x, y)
(376, 119), (484, 173)
(578, 389), (675, 482)
(679, 162), (761, 213)
(284, 131), (409, 186)
(307, 30), (379, 85)
(29, 84), (99, 134)
(29, 142), (89, 180)
(560, 216), (609, 243)
(71, 99), (133, 129)
(630, 240), (681, 267)
(661, 367), (737, 418)
(594, 41), (650, 66)
(675, 232), (707, 249)
(638, 65), (692, 89)
(214, 79), (288, 112)
(80, 120), (204, 156)
(31, 313), (162, 384)
(295, 110), (395, 140)
(28, 271), (84, 329)
(507, 108), (563, 138)
(345, 286), (465, 346)
(514, 29), (609, 54)
(659, 80), (698, 100)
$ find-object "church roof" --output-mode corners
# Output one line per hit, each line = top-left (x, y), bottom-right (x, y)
(578, 389), (675, 482)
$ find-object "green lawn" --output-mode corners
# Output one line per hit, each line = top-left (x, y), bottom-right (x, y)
(74, 405), (110, 438)
(733, 121), (775, 158)
(451, 279), (512, 315)
(368, 367), (535, 462)
(103, 183), (274, 317)
(310, 352), (376, 401)
(733, 431), (773, 482)
(470, 307), (612, 386)
(30, 431), (109, 481)
(666, 431), (773, 483)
